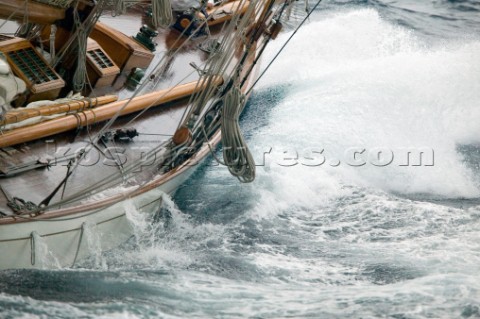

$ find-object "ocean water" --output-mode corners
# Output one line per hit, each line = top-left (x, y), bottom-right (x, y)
(1, 1), (480, 318)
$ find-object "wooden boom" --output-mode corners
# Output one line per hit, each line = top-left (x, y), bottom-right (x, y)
(0, 77), (224, 148)
(0, 0), (65, 25)
(207, 0), (251, 26)
(1, 95), (118, 126)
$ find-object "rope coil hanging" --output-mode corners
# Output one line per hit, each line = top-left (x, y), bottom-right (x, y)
(113, 0), (127, 16)
(112, 0), (173, 26)
(151, 0), (174, 28)
(221, 83), (255, 183)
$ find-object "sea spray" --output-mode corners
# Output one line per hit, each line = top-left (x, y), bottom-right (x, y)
(2, 4), (480, 318)
(30, 232), (61, 269)
(81, 222), (107, 269)
(110, 194), (226, 269)
(254, 9), (480, 197)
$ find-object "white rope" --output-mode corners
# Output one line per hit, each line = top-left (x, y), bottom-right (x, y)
(72, 8), (88, 92)
(171, 0), (260, 182)
(39, 0), (262, 208)
(221, 84), (255, 183)
(71, 0), (107, 92)
(112, 0), (175, 18)
(49, 24), (57, 64)
(151, 0), (174, 28)
(180, 0), (261, 125)
(113, 0), (127, 16)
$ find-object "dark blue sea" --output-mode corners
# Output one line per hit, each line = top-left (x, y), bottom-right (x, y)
(1, 0), (480, 318)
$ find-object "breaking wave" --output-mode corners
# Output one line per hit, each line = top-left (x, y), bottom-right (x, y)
(255, 8), (480, 198)
(1, 5), (480, 319)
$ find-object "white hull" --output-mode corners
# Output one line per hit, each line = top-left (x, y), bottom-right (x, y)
(0, 0), (270, 270)
(0, 138), (210, 269)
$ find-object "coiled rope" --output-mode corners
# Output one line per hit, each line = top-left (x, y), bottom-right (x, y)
(72, 4), (88, 92)
(152, 0), (174, 28)
(221, 84), (255, 183)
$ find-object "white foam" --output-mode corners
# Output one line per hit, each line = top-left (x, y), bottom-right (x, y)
(253, 9), (480, 197)
(114, 194), (225, 269)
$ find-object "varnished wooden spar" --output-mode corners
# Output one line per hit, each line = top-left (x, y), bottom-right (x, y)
(0, 0), (65, 25)
(1, 95), (118, 126)
(207, 0), (251, 26)
(0, 77), (224, 148)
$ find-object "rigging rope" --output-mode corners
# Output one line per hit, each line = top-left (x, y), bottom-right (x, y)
(72, 7), (88, 92)
(246, 0), (322, 95)
(49, 24), (57, 64)
(113, 0), (127, 16)
(29, 0), (305, 211)
(151, 0), (174, 28)
(72, 222), (85, 266)
(221, 84), (255, 182)
(49, 0), (259, 206)
(30, 232), (37, 265)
